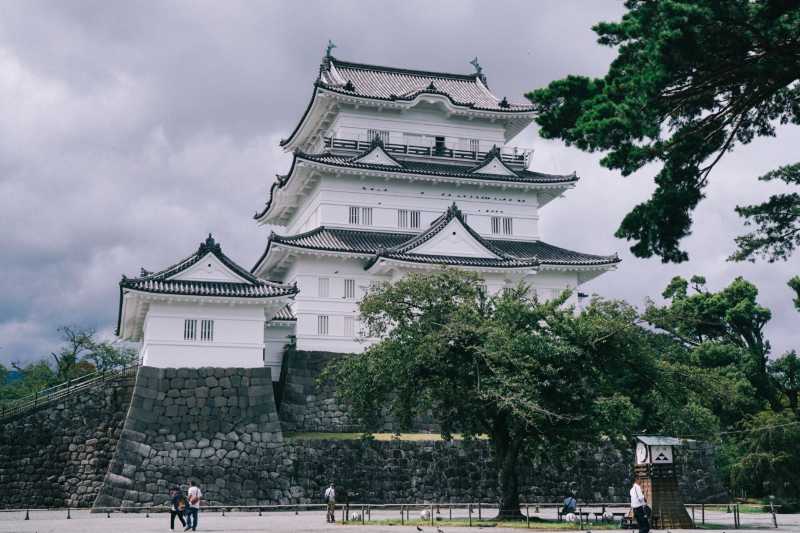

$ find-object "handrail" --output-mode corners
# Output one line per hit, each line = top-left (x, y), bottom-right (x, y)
(323, 137), (531, 165)
(0, 363), (139, 423)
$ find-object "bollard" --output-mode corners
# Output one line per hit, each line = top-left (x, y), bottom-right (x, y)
(449, 504), (452, 520)
(67, 508), (71, 519)
(469, 504), (472, 527)
(221, 507), (225, 517)
(401, 504), (404, 525)
(361, 505), (365, 525)
(478, 501), (482, 520)
(526, 504), (529, 528)
(430, 504), (434, 527)
(146, 506), (150, 518)
(258, 508), (262, 517)
(24, 509), (29, 521)
(702, 503), (705, 525)
(107, 509), (111, 518)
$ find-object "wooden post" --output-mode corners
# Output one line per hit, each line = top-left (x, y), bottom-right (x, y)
(361, 505), (365, 525)
(430, 504), (434, 527)
(449, 504), (452, 520)
(401, 505), (404, 525)
(526, 504), (530, 528)
(702, 503), (705, 525)
(469, 503), (473, 527)
(478, 501), (481, 520)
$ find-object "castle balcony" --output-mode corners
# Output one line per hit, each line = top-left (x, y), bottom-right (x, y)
(323, 136), (532, 168)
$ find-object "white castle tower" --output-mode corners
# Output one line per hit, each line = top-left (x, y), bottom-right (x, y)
(252, 50), (619, 356)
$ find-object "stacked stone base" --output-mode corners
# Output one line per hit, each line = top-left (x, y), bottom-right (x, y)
(0, 376), (133, 508)
(93, 366), (287, 509)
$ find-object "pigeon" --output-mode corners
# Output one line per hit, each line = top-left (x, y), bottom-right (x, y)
(416, 527), (423, 532)
(437, 528), (444, 533)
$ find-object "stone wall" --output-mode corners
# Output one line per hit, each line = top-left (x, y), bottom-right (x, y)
(279, 350), (437, 433)
(281, 438), (725, 505)
(0, 375), (134, 508)
(93, 366), (288, 509)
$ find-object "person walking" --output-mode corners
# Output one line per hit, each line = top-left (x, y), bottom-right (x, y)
(185, 480), (202, 531)
(324, 482), (336, 524)
(169, 487), (187, 531)
(630, 480), (650, 533)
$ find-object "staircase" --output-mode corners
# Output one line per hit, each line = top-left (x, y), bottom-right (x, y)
(0, 363), (139, 423)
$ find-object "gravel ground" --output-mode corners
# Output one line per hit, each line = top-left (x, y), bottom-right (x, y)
(0, 508), (798, 533)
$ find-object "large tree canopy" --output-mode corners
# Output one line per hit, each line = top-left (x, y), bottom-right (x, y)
(326, 269), (712, 517)
(527, 0), (800, 263)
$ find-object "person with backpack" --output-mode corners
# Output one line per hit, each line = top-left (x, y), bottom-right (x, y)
(169, 487), (187, 531)
(185, 480), (202, 531)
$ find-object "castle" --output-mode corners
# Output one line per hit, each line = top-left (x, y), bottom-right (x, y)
(116, 49), (619, 373)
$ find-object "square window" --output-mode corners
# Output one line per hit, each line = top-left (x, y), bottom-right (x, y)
(344, 279), (355, 299)
(184, 319), (197, 341)
(200, 319), (214, 342)
(317, 315), (329, 336)
(319, 277), (330, 298)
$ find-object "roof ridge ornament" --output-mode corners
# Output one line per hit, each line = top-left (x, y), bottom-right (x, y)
(499, 96), (510, 108)
(370, 133), (385, 149)
(426, 81), (438, 92)
(325, 39), (337, 59)
(198, 233), (222, 256)
(470, 56), (487, 85)
(343, 80), (355, 92)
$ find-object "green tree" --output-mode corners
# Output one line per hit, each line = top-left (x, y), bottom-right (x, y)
(643, 275), (777, 408)
(789, 276), (800, 311)
(527, 0), (800, 263)
(326, 269), (666, 518)
(770, 351), (800, 413)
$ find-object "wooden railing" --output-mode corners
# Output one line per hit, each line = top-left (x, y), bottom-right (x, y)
(323, 137), (530, 165)
(0, 363), (139, 423)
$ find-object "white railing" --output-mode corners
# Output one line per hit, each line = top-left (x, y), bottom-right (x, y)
(324, 137), (532, 166)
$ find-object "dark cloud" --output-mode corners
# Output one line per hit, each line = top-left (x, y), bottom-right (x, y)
(1, 0), (797, 364)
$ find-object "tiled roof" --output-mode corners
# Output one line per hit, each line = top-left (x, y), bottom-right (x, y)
(298, 151), (577, 184)
(121, 235), (297, 299)
(319, 57), (534, 113)
(254, 144), (577, 222)
(272, 305), (297, 321)
(260, 223), (619, 270)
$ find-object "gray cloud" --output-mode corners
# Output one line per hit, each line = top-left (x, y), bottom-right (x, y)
(0, 0), (797, 364)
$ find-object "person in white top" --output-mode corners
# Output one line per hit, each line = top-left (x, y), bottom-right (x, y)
(630, 481), (650, 533)
(185, 480), (202, 531)
(324, 483), (336, 523)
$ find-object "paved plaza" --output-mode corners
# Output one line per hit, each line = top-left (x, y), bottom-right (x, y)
(1, 509), (799, 533)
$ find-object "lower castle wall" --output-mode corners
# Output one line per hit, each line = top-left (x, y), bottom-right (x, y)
(0, 360), (727, 509)
(0, 376), (134, 508)
(93, 366), (287, 509)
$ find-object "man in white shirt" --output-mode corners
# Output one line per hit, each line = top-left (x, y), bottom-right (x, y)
(185, 480), (202, 531)
(630, 481), (650, 533)
(324, 483), (336, 523)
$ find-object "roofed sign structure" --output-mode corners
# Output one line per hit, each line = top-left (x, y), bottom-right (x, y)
(118, 47), (619, 365)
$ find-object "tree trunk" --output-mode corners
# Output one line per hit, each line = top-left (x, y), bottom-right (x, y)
(493, 427), (524, 520)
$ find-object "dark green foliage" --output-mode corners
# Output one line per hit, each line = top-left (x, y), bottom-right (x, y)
(643, 275), (777, 408)
(326, 269), (709, 516)
(789, 276), (800, 311)
(732, 163), (800, 262)
(0, 326), (136, 407)
(527, 0), (800, 263)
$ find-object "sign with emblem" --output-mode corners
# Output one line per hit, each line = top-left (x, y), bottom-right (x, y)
(651, 445), (673, 464)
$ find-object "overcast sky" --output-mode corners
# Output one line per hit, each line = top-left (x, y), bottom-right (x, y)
(1, 0), (797, 366)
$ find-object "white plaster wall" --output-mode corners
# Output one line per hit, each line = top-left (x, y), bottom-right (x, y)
(264, 322), (295, 381)
(284, 174), (540, 239)
(269, 255), (583, 354)
(140, 302), (267, 368)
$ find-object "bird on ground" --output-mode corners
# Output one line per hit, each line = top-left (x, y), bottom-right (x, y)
(416, 527), (423, 532)
(437, 528), (444, 533)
